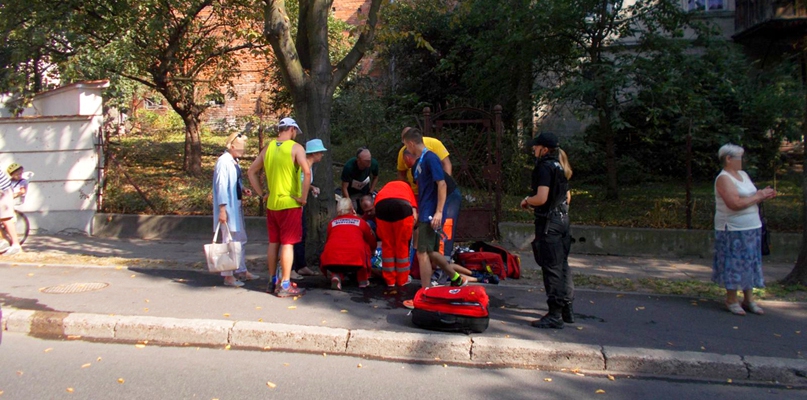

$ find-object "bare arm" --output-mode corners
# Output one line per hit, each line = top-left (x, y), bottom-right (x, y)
(521, 186), (550, 209)
(432, 180), (447, 230)
(369, 174), (379, 193)
(341, 181), (349, 199)
(294, 144), (311, 206)
(248, 147), (267, 197)
(441, 156), (452, 176)
(716, 175), (776, 211)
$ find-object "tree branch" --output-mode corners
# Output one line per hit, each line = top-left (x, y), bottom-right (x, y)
(264, 0), (306, 94)
(330, 0), (383, 93)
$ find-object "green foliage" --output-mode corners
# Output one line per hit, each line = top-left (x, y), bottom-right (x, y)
(330, 77), (417, 166)
(133, 109), (184, 134)
(628, 35), (804, 181)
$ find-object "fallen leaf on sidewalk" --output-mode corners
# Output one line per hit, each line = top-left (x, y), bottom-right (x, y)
(595, 389), (605, 394)
(544, 378), (552, 382)
(341, 309), (348, 313)
(323, 353), (327, 357)
(27, 273), (34, 277)
(266, 382), (277, 388)
(667, 342), (674, 346)
(733, 326), (738, 330)
(117, 378), (124, 384)
(16, 371), (23, 376)
(263, 346), (271, 350)
(576, 327), (583, 330)
(607, 375), (615, 381)
(135, 344), (146, 349)
(701, 346), (706, 350)
(44, 348), (53, 353)
(144, 299), (149, 303)
(727, 379), (732, 383)
(287, 306), (297, 310)
(66, 388), (74, 393)
(774, 333), (781, 337)
(635, 306), (645, 311)
(255, 306), (262, 310)
(143, 308), (149, 312)
(97, 357), (102, 361)
(258, 318), (263, 322)
(223, 313), (230, 317)
(443, 364), (448, 368)
(616, 294), (623, 298)
(225, 345), (231, 350)
(130, 274), (136, 278)
(81, 363), (91, 368)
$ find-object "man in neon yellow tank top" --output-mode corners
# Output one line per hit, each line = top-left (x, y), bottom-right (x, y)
(248, 118), (311, 297)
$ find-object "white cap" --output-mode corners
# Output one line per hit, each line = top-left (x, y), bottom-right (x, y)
(278, 117), (301, 133)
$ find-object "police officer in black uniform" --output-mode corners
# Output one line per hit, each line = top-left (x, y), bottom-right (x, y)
(520, 132), (574, 329)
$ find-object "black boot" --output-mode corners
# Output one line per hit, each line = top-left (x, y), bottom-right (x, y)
(562, 302), (575, 324)
(531, 304), (564, 329)
(531, 314), (564, 329)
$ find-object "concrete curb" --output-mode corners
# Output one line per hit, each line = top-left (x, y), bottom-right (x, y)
(4, 307), (805, 384)
(603, 346), (748, 380)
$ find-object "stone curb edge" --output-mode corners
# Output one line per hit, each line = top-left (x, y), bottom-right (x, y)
(3, 307), (805, 385)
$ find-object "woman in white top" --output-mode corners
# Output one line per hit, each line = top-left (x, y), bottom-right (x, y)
(713, 144), (776, 315)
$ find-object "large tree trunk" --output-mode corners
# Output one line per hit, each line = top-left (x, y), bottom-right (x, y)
(516, 61), (534, 140)
(782, 146), (807, 285)
(782, 53), (807, 285)
(180, 113), (203, 176)
(597, 93), (618, 200)
(292, 79), (336, 266)
(264, 0), (383, 266)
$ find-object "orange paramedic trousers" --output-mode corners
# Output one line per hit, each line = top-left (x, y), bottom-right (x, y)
(377, 216), (415, 287)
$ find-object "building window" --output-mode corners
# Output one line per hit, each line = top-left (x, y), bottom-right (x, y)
(687, 0), (724, 11)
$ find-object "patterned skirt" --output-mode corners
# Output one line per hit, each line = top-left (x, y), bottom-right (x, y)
(712, 228), (765, 290)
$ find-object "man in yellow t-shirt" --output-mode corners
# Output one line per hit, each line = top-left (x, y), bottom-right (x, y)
(248, 117), (310, 298)
(396, 134), (451, 195)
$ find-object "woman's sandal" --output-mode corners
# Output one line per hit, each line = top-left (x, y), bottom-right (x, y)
(742, 302), (765, 315)
(726, 302), (746, 316)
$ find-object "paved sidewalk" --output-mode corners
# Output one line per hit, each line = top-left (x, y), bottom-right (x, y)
(1, 235), (806, 384)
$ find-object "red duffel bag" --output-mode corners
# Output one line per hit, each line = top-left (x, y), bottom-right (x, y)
(455, 251), (507, 280)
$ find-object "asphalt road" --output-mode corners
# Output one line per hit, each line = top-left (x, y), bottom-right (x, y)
(0, 332), (801, 400)
(1, 263), (805, 358)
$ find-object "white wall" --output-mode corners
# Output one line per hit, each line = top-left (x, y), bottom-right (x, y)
(0, 81), (108, 235)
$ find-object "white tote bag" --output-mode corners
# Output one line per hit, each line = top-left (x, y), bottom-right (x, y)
(204, 222), (241, 273)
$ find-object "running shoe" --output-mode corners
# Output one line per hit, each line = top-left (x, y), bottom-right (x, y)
(276, 285), (306, 298)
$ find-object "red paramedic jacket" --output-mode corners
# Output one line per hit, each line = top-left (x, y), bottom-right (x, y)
(320, 215), (377, 268)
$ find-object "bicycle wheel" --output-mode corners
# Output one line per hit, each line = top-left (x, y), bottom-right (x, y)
(13, 211), (29, 245)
